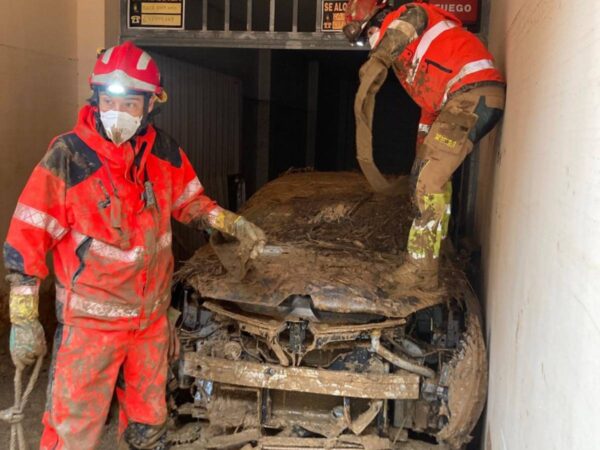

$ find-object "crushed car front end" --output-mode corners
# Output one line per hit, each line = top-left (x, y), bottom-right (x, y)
(170, 172), (487, 450)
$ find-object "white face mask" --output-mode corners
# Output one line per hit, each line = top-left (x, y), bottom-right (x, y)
(99, 110), (142, 146)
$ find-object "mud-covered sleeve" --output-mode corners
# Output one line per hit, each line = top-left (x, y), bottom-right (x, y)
(4, 139), (70, 285)
(171, 149), (221, 226)
(372, 5), (428, 64)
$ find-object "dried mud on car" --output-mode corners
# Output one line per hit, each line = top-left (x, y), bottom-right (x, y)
(171, 172), (487, 450)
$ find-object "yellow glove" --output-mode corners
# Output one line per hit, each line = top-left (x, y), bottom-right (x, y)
(208, 208), (266, 259)
(9, 285), (46, 369)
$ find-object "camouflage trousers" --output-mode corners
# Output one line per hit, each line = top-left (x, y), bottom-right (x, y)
(408, 85), (505, 260)
(40, 315), (169, 449)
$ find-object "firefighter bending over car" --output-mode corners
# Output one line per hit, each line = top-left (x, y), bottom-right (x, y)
(345, 0), (506, 290)
(3, 41), (265, 449)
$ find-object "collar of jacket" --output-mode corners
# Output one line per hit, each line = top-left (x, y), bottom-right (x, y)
(73, 105), (156, 188)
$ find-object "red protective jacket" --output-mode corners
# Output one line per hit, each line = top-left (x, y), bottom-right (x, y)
(376, 3), (505, 128)
(4, 105), (220, 330)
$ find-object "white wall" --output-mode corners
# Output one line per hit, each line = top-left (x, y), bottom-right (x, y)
(476, 1), (600, 449)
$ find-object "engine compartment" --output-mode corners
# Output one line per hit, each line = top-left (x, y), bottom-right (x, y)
(167, 284), (486, 450)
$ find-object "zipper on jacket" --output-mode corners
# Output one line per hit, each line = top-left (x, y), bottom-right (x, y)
(424, 59), (453, 74)
(72, 236), (92, 285)
(97, 179), (111, 209)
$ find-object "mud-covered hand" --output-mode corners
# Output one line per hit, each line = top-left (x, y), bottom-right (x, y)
(10, 321), (46, 369)
(9, 287), (46, 368)
(209, 209), (266, 259)
(167, 307), (181, 362)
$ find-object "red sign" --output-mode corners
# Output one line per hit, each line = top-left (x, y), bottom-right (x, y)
(430, 1), (479, 26)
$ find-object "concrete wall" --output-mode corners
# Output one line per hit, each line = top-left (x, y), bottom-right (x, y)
(0, 0), (116, 331)
(476, 0), (600, 449)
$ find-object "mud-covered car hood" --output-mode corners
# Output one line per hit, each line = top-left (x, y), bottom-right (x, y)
(179, 172), (449, 319)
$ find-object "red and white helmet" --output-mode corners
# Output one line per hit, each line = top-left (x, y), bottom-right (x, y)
(345, 0), (389, 24)
(90, 41), (165, 99)
(343, 0), (390, 42)
(343, 1), (426, 42)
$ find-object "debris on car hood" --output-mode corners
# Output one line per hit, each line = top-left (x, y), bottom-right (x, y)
(178, 172), (446, 319)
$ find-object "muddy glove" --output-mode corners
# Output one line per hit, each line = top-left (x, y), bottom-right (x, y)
(369, 7), (423, 67)
(167, 307), (181, 362)
(208, 208), (266, 259)
(9, 286), (46, 369)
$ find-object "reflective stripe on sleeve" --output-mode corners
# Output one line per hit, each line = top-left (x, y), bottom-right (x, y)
(173, 177), (204, 210)
(13, 203), (67, 240)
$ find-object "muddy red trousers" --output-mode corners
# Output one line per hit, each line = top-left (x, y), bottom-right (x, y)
(40, 315), (169, 449)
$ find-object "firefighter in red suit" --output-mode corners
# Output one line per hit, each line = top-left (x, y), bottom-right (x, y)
(344, 0), (506, 289)
(4, 41), (265, 449)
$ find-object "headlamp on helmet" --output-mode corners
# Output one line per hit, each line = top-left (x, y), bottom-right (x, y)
(89, 41), (165, 101)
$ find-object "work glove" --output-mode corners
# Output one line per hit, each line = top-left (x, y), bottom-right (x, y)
(167, 307), (181, 362)
(8, 286), (46, 369)
(209, 209), (266, 259)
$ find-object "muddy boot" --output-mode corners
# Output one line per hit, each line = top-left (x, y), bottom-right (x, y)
(387, 255), (439, 290)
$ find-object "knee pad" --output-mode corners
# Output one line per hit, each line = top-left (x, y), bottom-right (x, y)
(468, 95), (504, 143)
(124, 422), (169, 450)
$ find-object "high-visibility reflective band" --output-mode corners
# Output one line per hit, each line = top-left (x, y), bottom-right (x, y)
(442, 59), (496, 104)
(57, 286), (141, 319)
(136, 52), (152, 70)
(101, 47), (114, 64)
(14, 203), (67, 240)
(151, 291), (171, 314)
(11, 285), (40, 296)
(72, 231), (172, 262)
(71, 231), (87, 245)
(173, 177), (204, 209)
(90, 240), (144, 263)
(407, 20), (458, 84)
(157, 232), (172, 251)
(91, 69), (157, 93)
(418, 123), (431, 134)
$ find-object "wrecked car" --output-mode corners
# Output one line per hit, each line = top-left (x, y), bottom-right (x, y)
(169, 172), (487, 450)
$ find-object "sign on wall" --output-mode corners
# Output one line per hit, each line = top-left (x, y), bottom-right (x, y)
(128, 0), (185, 30)
(430, 1), (479, 27)
(322, 0), (348, 32)
(321, 1), (480, 32)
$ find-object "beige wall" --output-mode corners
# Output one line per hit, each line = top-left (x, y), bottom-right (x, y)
(77, 0), (120, 105)
(476, 0), (600, 448)
(0, 0), (118, 330)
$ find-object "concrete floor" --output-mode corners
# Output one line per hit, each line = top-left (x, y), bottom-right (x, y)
(0, 333), (116, 449)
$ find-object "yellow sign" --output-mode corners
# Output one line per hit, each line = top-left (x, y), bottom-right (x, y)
(322, 0), (348, 32)
(141, 14), (182, 27)
(141, 3), (182, 14)
(129, 0), (185, 29)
